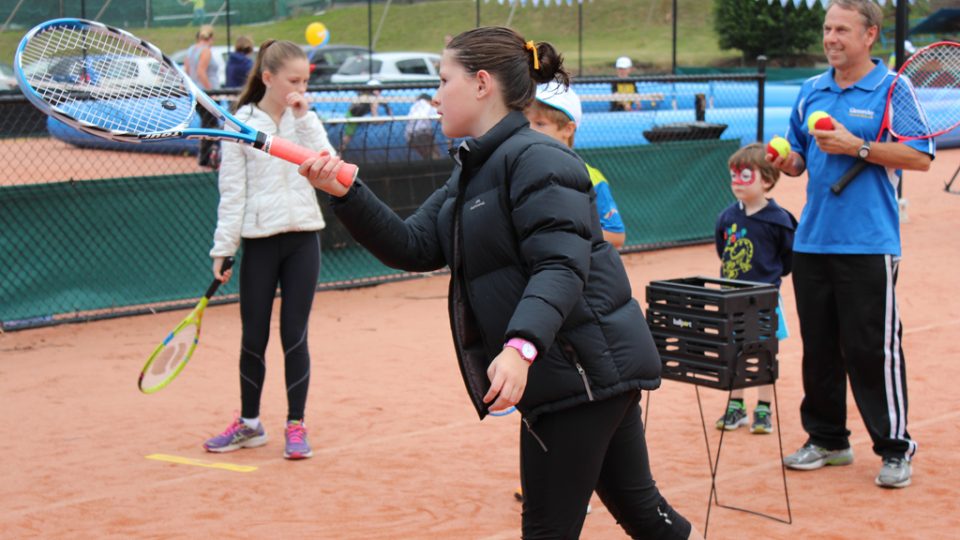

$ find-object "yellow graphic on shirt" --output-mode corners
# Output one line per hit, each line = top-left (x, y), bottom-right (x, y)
(722, 223), (753, 279)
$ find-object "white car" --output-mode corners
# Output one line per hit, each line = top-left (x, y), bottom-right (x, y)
(330, 52), (441, 84)
(170, 44), (313, 89)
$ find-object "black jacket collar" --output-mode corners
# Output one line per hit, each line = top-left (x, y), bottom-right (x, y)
(454, 111), (529, 171)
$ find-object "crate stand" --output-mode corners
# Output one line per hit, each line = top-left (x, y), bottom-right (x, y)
(645, 276), (792, 537)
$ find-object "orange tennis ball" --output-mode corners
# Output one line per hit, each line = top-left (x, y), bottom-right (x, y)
(807, 111), (834, 132)
(766, 136), (790, 159)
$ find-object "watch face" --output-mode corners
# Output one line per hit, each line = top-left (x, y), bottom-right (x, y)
(859, 148), (869, 158)
(521, 343), (536, 359)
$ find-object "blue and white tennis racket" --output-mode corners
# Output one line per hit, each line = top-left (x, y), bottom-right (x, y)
(14, 18), (356, 185)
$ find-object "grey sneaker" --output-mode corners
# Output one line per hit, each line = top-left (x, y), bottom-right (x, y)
(875, 457), (912, 488)
(783, 444), (853, 470)
(751, 406), (773, 434)
(715, 404), (749, 430)
(204, 417), (267, 453)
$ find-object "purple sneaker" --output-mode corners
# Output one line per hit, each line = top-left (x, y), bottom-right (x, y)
(284, 420), (313, 460)
(203, 418), (267, 453)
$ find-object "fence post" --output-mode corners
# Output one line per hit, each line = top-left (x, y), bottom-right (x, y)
(756, 55), (767, 142)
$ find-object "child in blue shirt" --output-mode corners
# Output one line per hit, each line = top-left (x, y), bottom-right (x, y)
(715, 143), (797, 434)
(524, 82), (627, 248)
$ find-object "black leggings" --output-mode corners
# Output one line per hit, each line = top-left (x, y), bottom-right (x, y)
(521, 391), (691, 540)
(238, 231), (321, 422)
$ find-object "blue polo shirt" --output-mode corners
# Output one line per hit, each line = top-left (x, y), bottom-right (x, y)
(786, 59), (935, 256)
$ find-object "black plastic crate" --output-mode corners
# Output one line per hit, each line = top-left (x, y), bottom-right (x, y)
(646, 276), (779, 390)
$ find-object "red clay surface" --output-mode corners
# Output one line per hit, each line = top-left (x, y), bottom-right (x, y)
(0, 138), (201, 185)
(1, 149), (958, 539)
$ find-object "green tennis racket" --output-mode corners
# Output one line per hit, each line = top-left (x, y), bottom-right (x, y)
(138, 257), (234, 394)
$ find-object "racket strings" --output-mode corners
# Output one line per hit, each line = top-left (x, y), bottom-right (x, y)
(20, 24), (194, 135)
(891, 44), (960, 139)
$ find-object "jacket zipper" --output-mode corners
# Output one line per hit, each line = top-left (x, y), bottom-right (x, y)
(522, 417), (548, 452)
(575, 362), (595, 401)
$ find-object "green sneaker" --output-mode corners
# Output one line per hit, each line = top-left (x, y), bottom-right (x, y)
(751, 406), (773, 434)
(875, 457), (911, 488)
(715, 404), (749, 431)
(783, 444), (853, 470)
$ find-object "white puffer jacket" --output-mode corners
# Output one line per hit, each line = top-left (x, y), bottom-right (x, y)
(210, 104), (335, 257)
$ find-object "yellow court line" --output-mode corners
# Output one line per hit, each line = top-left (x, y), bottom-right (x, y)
(145, 453), (257, 473)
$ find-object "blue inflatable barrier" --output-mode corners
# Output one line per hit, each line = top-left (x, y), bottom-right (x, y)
(47, 115), (201, 154)
(576, 82), (802, 113)
(45, 84), (960, 156)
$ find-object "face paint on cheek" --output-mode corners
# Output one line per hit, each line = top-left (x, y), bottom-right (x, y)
(730, 166), (757, 186)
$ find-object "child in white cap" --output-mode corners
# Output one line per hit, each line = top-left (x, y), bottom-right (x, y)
(525, 82), (626, 247)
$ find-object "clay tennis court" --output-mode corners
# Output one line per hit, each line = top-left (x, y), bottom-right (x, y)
(1, 149), (958, 539)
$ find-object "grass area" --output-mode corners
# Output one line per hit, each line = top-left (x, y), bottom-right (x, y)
(0, 0), (934, 74)
(0, 0), (738, 74)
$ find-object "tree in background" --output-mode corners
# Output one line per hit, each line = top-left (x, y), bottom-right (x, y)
(714, 0), (825, 64)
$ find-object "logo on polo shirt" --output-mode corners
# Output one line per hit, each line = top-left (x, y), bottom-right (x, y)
(848, 107), (875, 120)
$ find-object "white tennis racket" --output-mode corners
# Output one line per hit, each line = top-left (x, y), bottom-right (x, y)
(14, 18), (357, 185)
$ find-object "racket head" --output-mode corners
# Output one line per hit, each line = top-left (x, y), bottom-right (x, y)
(887, 41), (960, 141)
(138, 299), (207, 394)
(14, 18), (197, 142)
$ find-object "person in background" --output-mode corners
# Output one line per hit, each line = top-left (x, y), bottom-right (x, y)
(611, 56), (639, 112)
(204, 40), (336, 461)
(340, 79), (392, 153)
(225, 35), (255, 88)
(714, 143), (796, 435)
(184, 24), (222, 168)
(773, 0), (933, 489)
(525, 82), (626, 248)
(406, 92), (441, 160)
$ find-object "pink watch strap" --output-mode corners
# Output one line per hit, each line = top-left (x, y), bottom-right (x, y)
(505, 337), (538, 363)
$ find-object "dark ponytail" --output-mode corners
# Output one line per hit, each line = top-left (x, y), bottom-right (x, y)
(447, 26), (570, 111)
(234, 39), (306, 112)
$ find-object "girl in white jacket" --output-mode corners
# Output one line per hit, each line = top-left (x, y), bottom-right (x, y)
(203, 40), (334, 460)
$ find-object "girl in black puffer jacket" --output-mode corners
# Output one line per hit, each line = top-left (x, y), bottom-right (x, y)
(299, 26), (700, 540)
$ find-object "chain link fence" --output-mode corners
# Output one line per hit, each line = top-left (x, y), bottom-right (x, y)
(0, 71), (769, 330)
(0, 0), (329, 31)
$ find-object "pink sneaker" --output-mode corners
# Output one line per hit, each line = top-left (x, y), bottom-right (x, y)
(203, 417), (267, 453)
(284, 420), (313, 460)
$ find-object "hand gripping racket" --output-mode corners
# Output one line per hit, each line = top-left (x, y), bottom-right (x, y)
(830, 41), (960, 195)
(138, 257), (234, 394)
(14, 18), (357, 186)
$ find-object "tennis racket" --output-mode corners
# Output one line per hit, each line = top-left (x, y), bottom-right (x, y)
(138, 257), (234, 394)
(14, 18), (357, 186)
(830, 41), (960, 195)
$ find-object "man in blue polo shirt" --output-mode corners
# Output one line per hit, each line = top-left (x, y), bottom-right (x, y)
(770, 0), (934, 489)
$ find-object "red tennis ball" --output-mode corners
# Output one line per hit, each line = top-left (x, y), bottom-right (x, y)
(814, 116), (835, 130)
(807, 111), (832, 132)
(766, 136), (790, 159)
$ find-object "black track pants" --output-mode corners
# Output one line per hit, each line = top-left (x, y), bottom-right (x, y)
(520, 391), (691, 540)
(792, 253), (915, 459)
(238, 231), (321, 422)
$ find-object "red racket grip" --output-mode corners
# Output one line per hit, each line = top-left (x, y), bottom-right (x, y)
(268, 137), (358, 187)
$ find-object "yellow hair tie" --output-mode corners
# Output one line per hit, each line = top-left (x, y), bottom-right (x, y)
(525, 40), (540, 71)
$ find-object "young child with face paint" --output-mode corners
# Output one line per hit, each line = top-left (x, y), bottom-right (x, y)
(715, 143), (798, 434)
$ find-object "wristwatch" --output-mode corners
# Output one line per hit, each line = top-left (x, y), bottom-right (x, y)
(504, 337), (538, 363)
(857, 140), (872, 159)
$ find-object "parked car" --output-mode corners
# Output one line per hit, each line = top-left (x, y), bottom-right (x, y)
(0, 62), (17, 91)
(308, 45), (370, 85)
(38, 54), (166, 88)
(170, 44), (317, 89)
(330, 52), (441, 84)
